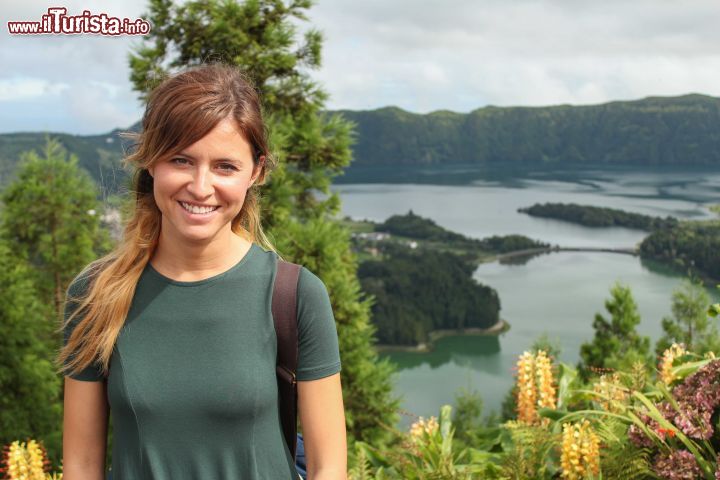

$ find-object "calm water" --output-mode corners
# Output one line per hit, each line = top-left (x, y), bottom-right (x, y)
(330, 165), (720, 425)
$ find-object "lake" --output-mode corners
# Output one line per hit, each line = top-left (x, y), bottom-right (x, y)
(330, 165), (720, 426)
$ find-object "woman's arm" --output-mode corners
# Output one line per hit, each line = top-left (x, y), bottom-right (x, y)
(63, 376), (109, 480)
(297, 372), (347, 480)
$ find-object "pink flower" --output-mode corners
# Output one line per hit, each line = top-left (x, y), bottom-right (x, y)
(653, 450), (702, 480)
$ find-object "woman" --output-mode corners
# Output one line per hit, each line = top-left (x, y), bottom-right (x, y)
(57, 62), (347, 479)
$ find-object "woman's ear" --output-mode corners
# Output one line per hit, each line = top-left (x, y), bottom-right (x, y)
(250, 156), (265, 186)
(147, 166), (154, 178)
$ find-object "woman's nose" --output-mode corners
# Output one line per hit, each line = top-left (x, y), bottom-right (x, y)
(187, 167), (213, 198)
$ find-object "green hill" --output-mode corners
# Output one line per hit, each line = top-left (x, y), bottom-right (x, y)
(0, 127), (135, 194)
(338, 94), (720, 166)
(2, 94), (719, 193)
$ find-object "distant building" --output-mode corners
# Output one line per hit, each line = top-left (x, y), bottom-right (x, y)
(354, 231), (390, 241)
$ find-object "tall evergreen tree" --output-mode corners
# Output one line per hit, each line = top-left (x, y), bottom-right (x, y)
(655, 279), (718, 356)
(127, 0), (399, 445)
(0, 136), (111, 322)
(579, 283), (652, 379)
(0, 239), (63, 468)
(0, 137), (111, 470)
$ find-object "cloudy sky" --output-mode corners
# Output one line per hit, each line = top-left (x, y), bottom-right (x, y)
(2, 0), (719, 135)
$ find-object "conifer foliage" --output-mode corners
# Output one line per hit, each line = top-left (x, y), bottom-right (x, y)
(578, 282), (652, 379)
(0, 136), (110, 321)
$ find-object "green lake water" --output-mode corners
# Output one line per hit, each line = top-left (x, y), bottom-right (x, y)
(330, 165), (720, 426)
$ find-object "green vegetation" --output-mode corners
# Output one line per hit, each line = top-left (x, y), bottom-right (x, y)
(341, 211), (552, 348)
(655, 279), (720, 357)
(0, 137), (112, 466)
(0, 129), (127, 194)
(478, 234), (550, 254)
(517, 202), (720, 284)
(377, 210), (548, 253)
(0, 137), (111, 320)
(352, 210), (549, 263)
(339, 94), (720, 167)
(0, 241), (63, 467)
(377, 210), (470, 243)
(348, 281), (720, 479)
(358, 242), (501, 346)
(519, 202), (679, 231)
(640, 221), (720, 281)
(578, 282), (652, 380)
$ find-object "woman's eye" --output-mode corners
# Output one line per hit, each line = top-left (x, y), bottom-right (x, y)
(170, 157), (189, 165)
(218, 163), (238, 172)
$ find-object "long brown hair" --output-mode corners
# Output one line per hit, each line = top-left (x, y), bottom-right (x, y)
(56, 62), (279, 378)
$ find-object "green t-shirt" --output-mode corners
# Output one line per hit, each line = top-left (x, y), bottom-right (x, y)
(62, 243), (342, 479)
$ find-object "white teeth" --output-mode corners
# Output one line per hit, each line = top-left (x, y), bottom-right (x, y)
(180, 201), (218, 214)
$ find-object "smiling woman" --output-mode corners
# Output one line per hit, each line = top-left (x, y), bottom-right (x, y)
(55, 62), (347, 480)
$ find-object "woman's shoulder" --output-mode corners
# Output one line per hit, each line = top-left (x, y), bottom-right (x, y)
(252, 245), (329, 297)
(295, 266), (335, 321)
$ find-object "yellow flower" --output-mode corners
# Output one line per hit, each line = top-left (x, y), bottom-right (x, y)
(515, 350), (558, 425)
(536, 350), (556, 410)
(2, 439), (60, 480)
(516, 351), (538, 424)
(659, 343), (686, 385)
(560, 420), (600, 480)
(408, 415), (439, 441)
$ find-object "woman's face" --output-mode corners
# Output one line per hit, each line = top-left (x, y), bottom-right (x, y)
(148, 117), (262, 245)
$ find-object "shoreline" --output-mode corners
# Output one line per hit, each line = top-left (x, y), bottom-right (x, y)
(375, 318), (510, 353)
(483, 245), (638, 263)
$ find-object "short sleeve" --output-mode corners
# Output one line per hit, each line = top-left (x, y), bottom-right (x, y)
(295, 266), (342, 381)
(62, 272), (105, 382)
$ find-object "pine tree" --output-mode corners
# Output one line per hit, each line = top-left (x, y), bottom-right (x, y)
(0, 239), (63, 469)
(579, 283), (651, 379)
(0, 136), (111, 471)
(128, 0), (399, 445)
(655, 279), (718, 356)
(0, 136), (111, 322)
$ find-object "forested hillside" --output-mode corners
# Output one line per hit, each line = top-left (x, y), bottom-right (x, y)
(2, 94), (719, 193)
(358, 242), (501, 345)
(338, 94), (720, 166)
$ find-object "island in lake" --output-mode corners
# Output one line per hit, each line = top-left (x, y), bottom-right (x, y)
(518, 201), (720, 282)
(343, 210), (548, 350)
(518, 202), (678, 230)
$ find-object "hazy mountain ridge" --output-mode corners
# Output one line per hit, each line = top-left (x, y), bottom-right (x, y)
(1, 94), (718, 191)
(337, 93), (720, 167)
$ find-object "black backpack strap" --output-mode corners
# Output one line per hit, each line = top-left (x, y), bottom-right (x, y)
(272, 259), (301, 460)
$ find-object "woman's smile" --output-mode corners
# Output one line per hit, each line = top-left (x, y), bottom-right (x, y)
(178, 200), (220, 213)
(176, 200), (221, 221)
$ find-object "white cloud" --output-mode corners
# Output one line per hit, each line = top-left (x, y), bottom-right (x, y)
(0, 1), (149, 133)
(301, 0), (720, 112)
(0, 77), (69, 101)
(65, 81), (140, 132)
